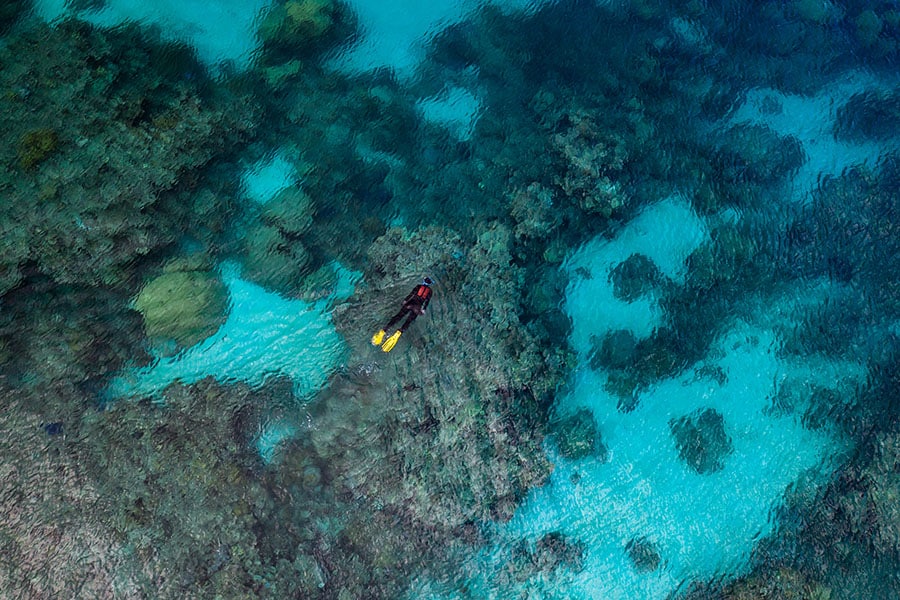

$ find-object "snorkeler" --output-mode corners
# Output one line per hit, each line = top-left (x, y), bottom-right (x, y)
(371, 277), (433, 352)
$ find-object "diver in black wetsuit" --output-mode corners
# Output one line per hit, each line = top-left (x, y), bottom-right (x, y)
(371, 277), (433, 352)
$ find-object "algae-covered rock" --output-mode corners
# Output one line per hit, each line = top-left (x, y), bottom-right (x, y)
(670, 407), (733, 474)
(259, 0), (337, 51)
(133, 266), (228, 348)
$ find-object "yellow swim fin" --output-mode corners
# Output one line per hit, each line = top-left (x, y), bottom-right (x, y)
(371, 329), (385, 346)
(381, 330), (402, 352)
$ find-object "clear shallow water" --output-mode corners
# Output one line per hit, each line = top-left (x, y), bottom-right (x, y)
(3, 0), (900, 598)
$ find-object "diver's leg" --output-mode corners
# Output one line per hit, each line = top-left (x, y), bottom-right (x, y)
(399, 311), (418, 333)
(384, 307), (410, 331)
(374, 307), (408, 345)
(382, 309), (418, 352)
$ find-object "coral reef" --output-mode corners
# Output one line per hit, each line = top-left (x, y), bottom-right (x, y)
(549, 108), (632, 217)
(505, 532), (586, 582)
(0, 384), (148, 598)
(323, 223), (564, 530)
(0, 20), (258, 298)
(0, 0), (27, 33)
(508, 182), (561, 241)
(0, 276), (147, 387)
(70, 380), (273, 598)
(6, 0), (900, 597)
(723, 567), (832, 600)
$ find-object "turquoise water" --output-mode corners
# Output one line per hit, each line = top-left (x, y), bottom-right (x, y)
(3, 0), (900, 598)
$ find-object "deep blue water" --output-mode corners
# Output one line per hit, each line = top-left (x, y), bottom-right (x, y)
(2, 0), (900, 598)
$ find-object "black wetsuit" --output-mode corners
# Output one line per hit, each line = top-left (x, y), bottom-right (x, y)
(383, 284), (432, 334)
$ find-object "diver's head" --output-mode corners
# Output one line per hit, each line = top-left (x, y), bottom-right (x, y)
(423, 277), (433, 286)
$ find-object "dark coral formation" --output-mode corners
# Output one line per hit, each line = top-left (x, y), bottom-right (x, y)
(670, 408), (734, 474)
(506, 532), (586, 582)
(835, 90), (900, 141)
(0, 0), (27, 33)
(590, 329), (639, 371)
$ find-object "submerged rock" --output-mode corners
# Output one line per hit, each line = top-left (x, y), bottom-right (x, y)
(590, 329), (639, 370)
(551, 408), (605, 461)
(261, 187), (315, 237)
(670, 407), (733, 474)
(242, 223), (312, 293)
(260, 0), (337, 43)
(625, 536), (661, 572)
(724, 566), (832, 600)
(715, 124), (805, 184)
(835, 90), (900, 142)
(609, 253), (663, 302)
(509, 532), (586, 581)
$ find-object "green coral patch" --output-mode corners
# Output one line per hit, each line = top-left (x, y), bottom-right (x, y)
(133, 268), (228, 348)
(17, 128), (59, 170)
